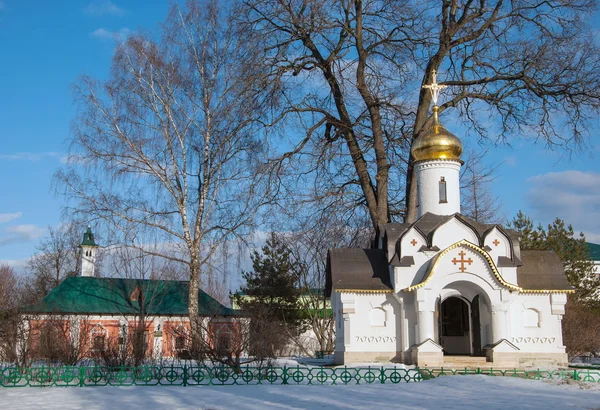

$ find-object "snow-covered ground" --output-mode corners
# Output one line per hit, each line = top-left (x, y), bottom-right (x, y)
(1, 375), (599, 410)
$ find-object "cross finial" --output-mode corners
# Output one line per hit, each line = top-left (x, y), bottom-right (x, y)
(422, 69), (447, 106)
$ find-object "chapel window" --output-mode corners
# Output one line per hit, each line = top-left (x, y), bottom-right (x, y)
(439, 177), (447, 203)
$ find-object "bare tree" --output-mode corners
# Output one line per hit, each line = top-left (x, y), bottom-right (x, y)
(56, 0), (272, 346)
(240, 0), (600, 229)
(0, 265), (38, 367)
(278, 212), (372, 355)
(188, 308), (284, 372)
(30, 315), (89, 366)
(460, 148), (502, 223)
(25, 223), (82, 300)
(562, 298), (600, 358)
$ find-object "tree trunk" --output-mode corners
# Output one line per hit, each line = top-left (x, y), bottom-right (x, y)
(188, 260), (201, 351)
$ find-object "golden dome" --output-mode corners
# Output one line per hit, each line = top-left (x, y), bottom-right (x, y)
(411, 106), (462, 162)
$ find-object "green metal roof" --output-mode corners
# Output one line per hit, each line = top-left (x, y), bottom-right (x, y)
(80, 227), (99, 247)
(587, 242), (600, 261)
(26, 276), (237, 316)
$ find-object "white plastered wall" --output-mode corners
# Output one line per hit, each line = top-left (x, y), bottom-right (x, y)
(333, 292), (399, 355)
(507, 293), (567, 354)
(431, 218), (479, 250)
(416, 159), (461, 217)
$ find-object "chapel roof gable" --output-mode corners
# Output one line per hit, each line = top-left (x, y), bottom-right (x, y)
(383, 212), (518, 252)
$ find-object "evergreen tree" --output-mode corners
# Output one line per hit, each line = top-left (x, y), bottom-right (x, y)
(508, 212), (598, 302)
(234, 233), (303, 356)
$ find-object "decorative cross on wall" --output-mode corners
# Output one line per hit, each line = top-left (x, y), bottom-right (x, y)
(493, 239), (500, 247)
(411, 239), (418, 246)
(452, 250), (473, 272)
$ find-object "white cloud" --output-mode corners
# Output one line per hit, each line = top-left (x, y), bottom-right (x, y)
(90, 27), (131, 41)
(84, 1), (125, 17)
(0, 224), (45, 246)
(0, 212), (22, 224)
(526, 170), (600, 242)
(0, 151), (61, 161)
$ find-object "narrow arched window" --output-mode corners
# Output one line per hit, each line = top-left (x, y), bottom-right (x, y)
(439, 177), (447, 203)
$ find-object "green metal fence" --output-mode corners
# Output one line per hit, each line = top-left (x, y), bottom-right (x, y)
(0, 365), (598, 387)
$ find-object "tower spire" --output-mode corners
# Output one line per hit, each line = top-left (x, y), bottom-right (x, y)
(79, 226), (99, 277)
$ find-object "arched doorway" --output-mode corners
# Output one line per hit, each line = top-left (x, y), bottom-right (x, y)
(439, 295), (482, 356)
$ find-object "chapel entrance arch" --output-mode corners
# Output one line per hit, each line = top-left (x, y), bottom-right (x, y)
(438, 295), (482, 355)
(435, 280), (492, 357)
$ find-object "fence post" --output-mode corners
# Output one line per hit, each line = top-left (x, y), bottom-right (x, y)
(573, 369), (578, 381)
(79, 366), (85, 387)
(183, 363), (188, 387)
(282, 366), (288, 385)
(380, 366), (385, 384)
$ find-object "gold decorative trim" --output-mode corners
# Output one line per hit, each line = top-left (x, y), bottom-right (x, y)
(519, 288), (575, 294)
(335, 289), (394, 294)
(403, 240), (522, 292)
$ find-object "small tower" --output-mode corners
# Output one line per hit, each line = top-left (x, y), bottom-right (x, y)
(79, 226), (99, 277)
(411, 71), (463, 217)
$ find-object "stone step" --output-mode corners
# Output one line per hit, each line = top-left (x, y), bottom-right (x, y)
(443, 356), (488, 367)
(444, 355), (487, 362)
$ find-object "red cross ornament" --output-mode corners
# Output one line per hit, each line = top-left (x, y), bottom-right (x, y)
(452, 250), (473, 272)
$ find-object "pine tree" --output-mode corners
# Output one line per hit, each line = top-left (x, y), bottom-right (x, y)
(508, 212), (598, 302)
(234, 233), (303, 356)
(237, 233), (301, 316)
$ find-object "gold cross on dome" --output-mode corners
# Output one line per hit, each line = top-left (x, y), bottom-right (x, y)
(452, 250), (473, 273)
(422, 69), (447, 106)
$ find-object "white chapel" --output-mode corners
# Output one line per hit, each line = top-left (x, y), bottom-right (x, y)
(326, 73), (573, 368)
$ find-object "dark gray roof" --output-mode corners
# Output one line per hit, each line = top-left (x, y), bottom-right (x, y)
(517, 251), (573, 291)
(382, 212), (501, 246)
(497, 256), (522, 268)
(383, 223), (410, 246)
(326, 249), (392, 295)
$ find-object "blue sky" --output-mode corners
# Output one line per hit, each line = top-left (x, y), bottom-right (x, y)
(1, 0), (600, 269)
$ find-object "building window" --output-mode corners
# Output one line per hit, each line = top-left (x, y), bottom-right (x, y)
(175, 335), (186, 351)
(439, 177), (447, 203)
(216, 330), (232, 355)
(90, 324), (108, 351)
(93, 335), (105, 351)
(172, 325), (189, 353)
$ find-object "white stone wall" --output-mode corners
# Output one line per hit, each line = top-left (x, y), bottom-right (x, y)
(416, 159), (461, 217)
(507, 293), (567, 354)
(333, 292), (399, 356)
(79, 246), (97, 277)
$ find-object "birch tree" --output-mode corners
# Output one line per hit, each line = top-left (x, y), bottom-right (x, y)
(57, 0), (272, 344)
